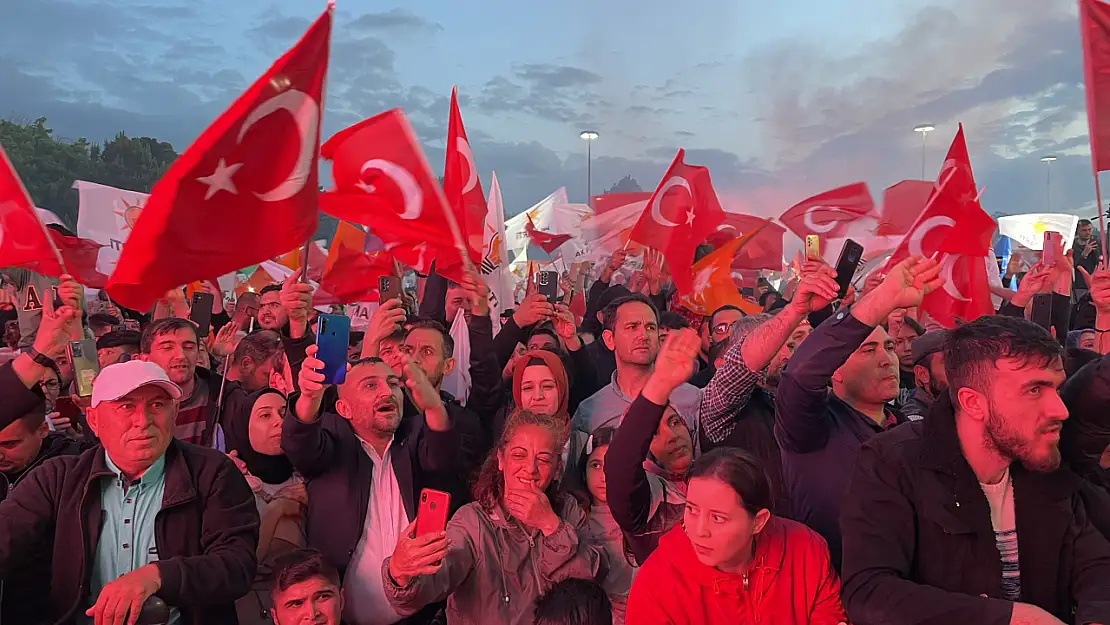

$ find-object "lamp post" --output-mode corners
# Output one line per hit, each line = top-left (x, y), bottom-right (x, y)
(1040, 156), (1057, 211)
(580, 130), (599, 200)
(913, 124), (935, 180)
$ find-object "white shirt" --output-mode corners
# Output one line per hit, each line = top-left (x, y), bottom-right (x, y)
(343, 437), (412, 625)
(979, 468), (1021, 601)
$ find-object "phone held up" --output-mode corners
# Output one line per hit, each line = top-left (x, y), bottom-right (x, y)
(805, 234), (821, 262)
(416, 488), (451, 536)
(833, 239), (865, 300)
(189, 291), (215, 338)
(315, 314), (351, 386)
(379, 275), (402, 303)
(537, 271), (559, 304)
(69, 338), (100, 398)
(1042, 231), (1062, 267)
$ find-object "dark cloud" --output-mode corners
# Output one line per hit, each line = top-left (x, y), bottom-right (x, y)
(348, 8), (441, 34)
(514, 63), (603, 89)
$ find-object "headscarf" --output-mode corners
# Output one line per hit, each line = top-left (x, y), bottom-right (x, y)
(239, 388), (295, 485)
(511, 349), (570, 418)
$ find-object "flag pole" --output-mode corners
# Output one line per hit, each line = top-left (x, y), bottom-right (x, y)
(299, 0), (335, 285)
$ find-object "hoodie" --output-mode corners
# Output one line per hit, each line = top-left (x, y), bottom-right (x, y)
(626, 519), (847, 625)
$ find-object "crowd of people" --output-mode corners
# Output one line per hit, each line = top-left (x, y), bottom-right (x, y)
(1, 223), (1110, 625)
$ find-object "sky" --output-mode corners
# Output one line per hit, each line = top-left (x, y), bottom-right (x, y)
(0, 0), (1099, 223)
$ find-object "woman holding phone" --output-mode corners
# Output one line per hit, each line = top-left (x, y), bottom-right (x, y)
(383, 409), (607, 625)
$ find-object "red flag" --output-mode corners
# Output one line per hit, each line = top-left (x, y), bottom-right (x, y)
(629, 149), (727, 294)
(778, 182), (876, 241)
(876, 180), (933, 236)
(0, 145), (63, 274)
(319, 109), (462, 271)
(887, 125), (996, 327)
(707, 214), (785, 271)
(524, 214), (572, 254)
(315, 241), (393, 306)
(680, 230), (764, 316)
(106, 8), (330, 310)
(443, 86), (487, 263)
(1081, 0), (1110, 172)
(48, 231), (108, 288)
(591, 192), (652, 214)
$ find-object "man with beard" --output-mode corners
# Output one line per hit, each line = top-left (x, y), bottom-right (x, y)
(899, 330), (948, 421)
(257, 273), (315, 382)
(283, 345), (463, 625)
(841, 316), (1110, 625)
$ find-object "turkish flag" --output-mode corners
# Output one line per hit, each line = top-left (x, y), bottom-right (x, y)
(887, 125), (996, 327)
(106, 7), (330, 310)
(315, 238), (394, 306)
(48, 231), (109, 288)
(876, 180), (933, 236)
(1082, 0), (1110, 172)
(629, 149), (727, 294)
(525, 214), (572, 254)
(443, 86), (486, 263)
(0, 145), (64, 274)
(319, 109), (462, 273)
(778, 182), (876, 241)
(707, 213), (786, 271)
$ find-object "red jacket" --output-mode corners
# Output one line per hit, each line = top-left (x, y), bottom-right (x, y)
(627, 517), (848, 625)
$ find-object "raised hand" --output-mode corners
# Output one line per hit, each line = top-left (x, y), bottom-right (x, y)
(1080, 262), (1110, 314)
(294, 343), (329, 423)
(552, 304), (581, 350)
(1012, 263), (1052, 307)
(209, 318), (241, 359)
(874, 256), (944, 310)
(403, 358), (442, 415)
(280, 268), (314, 323)
(504, 481), (560, 535)
(32, 289), (82, 361)
(643, 328), (701, 403)
(460, 270), (490, 317)
(788, 261), (840, 313)
(388, 520), (451, 588)
(513, 294), (555, 328)
(367, 298), (407, 345)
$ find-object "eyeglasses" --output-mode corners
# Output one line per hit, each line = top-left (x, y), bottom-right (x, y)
(712, 321), (737, 337)
(41, 380), (61, 391)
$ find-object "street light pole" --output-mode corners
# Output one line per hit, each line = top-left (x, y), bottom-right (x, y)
(580, 130), (599, 201)
(913, 124), (935, 180)
(1040, 156), (1057, 211)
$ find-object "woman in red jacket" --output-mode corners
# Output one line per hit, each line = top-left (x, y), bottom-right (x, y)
(627, 448), (847, 625)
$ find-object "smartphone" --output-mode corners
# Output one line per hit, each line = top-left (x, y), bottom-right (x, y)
(189, 292), (215, 338)
(54, 396), (81, 421)
(415, 488), (451, 536)
(537, 271), (559, 304)
(315, 314), (351, 385)
(805, 234), (821, 261)
(379, 275), (401, 303)
(1030, 293), (1053, 330)
(1042, 231), (1062, 266)
(69, 339), (100, 398)
(833, 239), (865, 299)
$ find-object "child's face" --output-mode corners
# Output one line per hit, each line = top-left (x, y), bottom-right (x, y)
(586, 444), (609, 505)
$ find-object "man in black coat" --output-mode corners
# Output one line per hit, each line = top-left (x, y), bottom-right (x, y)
(841, 316), (1110, 625)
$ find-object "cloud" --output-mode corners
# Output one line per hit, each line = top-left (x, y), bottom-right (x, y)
(349, 8), (441, 34)
(513, 63), (603, 90)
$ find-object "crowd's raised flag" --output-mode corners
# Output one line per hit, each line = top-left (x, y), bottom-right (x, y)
(680, 228), (764, 316)
(524, 213), (573, 255)
(73, 180), (150, 276)
(443, 86), (487, 266)
(481, 172), (512, 329)
(629, 149), (727, 295)
(707, 213), (786, 271)
(777, 182), (876, 242)
(106, 5), (332, 310)
(0, 145), (66, 274)
(876, 180), (933, 237)
(1081, 0), (1110, 238)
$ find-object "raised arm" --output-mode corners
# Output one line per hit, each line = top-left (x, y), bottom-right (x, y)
(281, 344), (339, 478)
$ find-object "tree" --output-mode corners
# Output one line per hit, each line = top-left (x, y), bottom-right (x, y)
(604, 175), (643, 194)
(93, 132), (177, 193)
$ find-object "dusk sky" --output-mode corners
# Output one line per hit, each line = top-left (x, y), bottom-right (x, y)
(0, 0), (1097, 222)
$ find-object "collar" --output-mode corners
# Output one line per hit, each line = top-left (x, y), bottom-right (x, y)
(89, 441), (196, 508)
(103, 448), (167, 489)
(355, 435), (396, 465)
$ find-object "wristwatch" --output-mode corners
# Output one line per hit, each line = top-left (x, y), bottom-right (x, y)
(25, 347), (57, 369)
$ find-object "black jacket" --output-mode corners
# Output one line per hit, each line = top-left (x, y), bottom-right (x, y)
(0, 441), (260, 625)
(840, 395), (1110, 625)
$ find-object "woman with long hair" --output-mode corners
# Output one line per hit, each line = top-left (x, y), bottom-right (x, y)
(627, 448), (846, 624)
(568, 425), (637, 624)
(383, 409), (607, 625)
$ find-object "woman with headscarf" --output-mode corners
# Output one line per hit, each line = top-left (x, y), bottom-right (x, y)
(383, 409), (607, 625)
(1059, 354), (1110, 538)
(231, 388), (307, 624)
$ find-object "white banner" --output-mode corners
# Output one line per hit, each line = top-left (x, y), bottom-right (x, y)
(74, 180), (149, 276)
(504, 187), (569, 253)
(347, 301), (377, 331)
(997, 213), (1079, 251)
(481, 172), (512, 332)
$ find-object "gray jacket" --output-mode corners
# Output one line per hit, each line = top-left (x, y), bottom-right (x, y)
(383, 496), (608, 625)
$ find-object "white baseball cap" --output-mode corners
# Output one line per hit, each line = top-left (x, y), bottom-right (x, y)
(91, 360), (183, 408)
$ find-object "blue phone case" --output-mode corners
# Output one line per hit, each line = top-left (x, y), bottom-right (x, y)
(315, 314), (350, 385)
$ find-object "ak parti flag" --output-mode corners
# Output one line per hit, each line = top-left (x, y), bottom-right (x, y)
(107, 6), (331, 310)
(679, 232), (764, 317)
(524, 214), (572, 255)
(777, 182), (876, 241)
(0, 145), (64, 274)
(318, 109), (462, 274)
(706, 214), (786, 271)
(629, 149), (727, 295)
(1081, 0), (1110, 172)
(443, 86), (487, 263)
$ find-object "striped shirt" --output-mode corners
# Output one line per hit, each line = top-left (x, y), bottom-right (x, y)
(980, 468), (1021, 601)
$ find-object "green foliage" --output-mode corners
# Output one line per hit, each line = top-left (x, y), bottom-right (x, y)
(604, 174), (643, 194)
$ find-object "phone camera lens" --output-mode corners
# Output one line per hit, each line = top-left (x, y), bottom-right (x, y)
(421, 493), (427, 502)
(429, 501), (437, 510)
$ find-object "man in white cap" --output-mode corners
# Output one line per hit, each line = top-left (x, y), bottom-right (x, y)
(0, 359), (259, 625)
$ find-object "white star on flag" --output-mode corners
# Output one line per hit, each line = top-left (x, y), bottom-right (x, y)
(196, 158), (243, 200)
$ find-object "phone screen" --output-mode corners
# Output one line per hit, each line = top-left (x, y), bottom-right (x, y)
(315, 314), (351, 385)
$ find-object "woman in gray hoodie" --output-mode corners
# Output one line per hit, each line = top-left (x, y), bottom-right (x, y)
(383, 409), (608, 625)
